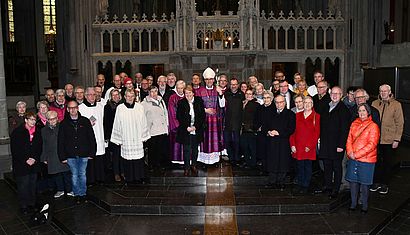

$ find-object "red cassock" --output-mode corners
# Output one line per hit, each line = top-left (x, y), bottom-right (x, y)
(289, 111), (320, 160)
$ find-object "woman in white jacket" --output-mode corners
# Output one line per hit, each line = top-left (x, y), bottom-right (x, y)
(141, 86), (170, 171)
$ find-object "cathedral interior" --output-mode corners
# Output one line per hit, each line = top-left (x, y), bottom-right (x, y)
(0, 0), (410, 234)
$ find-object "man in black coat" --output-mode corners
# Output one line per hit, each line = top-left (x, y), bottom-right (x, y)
(319, 86), (351, 198)
(265, 95), (296, 190)
(221, 77), (245, 166)
(58, 100), (96, 202)
(313, 80), (331, 116)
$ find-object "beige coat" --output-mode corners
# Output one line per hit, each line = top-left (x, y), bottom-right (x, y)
(371, 97), (404, 144)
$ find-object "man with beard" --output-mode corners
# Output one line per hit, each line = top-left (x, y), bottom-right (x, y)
(157, 75), (174, 106)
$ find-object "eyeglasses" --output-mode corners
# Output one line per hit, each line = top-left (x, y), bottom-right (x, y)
(355, 96), (366, 99)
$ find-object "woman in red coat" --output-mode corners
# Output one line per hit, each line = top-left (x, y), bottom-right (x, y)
(290, 96), (320, 194)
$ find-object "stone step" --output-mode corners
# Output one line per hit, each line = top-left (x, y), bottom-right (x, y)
(86, 183), (348, 215)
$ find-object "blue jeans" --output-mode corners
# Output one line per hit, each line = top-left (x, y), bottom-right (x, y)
(297, 160), (312, 188)
(67, 157), (88, 196)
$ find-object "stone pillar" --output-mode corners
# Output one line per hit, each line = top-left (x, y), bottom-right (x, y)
(0, 10), (11, 178)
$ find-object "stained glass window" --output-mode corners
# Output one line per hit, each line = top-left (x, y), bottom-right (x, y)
(43, 0), (56, 34)
(7, 0), (15, 42)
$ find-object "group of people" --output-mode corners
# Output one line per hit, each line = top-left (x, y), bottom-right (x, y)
(9, 68), (404, 215)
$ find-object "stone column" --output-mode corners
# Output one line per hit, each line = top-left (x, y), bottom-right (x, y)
(0, 16), (8, 139)
(0, 10), (11, 178)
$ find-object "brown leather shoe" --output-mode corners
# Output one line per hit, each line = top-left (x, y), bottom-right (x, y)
(184, 169), (189, 176)
(191, 166), (198, 176)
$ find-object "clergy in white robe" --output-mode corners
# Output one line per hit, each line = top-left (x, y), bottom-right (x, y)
(111, 89), (150, 183)
(79, 87), (106, 183)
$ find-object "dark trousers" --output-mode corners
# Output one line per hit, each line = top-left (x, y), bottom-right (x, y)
(350, 182), (370, 210)
(87, 154), (105, 184)
(15, 173), (37, 209)
(51, 171), (72, 192)
(297, 160), (312, 188)
(108, 142), (123, 176)
(268, 172), (287, 185)
(147, 134), (170, 168)
(323, 157), (343, 193)
(224, 130), (241, 162)
(256, 133), (267, 169)
(183, 135), (199, 170)
(240, 132), (257, 167)
(374, 144), (394, 186)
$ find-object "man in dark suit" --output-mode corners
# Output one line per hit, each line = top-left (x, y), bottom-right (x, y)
(279, 80), (295, 110)
(265, 94), (296, 190)
(313, 80), (331, 116)
(318, 86), (351, 198)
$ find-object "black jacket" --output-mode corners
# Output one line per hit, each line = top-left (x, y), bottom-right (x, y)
(319, 101), (351, 159)
(103, 100), (121, 141)
(242, 98), (260, 133)
(176, 97), (206, 144)
(159, 88), (175, 107)
(10, 124), (42, 176)
(58, 112), (97, 161)
(254, 104), (276, 135)
(266, 108), (296, 173)
(313, 93), (331, 116)
(224, 90), (245, 131)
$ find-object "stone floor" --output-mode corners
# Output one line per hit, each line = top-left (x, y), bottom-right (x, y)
(1, 143), (410, 234)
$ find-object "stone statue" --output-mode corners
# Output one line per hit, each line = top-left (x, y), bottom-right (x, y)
(97, 0), (108, 16)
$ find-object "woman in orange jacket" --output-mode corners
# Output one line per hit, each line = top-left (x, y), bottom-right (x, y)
(345, 103), (380, 214)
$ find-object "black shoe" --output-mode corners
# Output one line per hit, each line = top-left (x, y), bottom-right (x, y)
(348, 206), (356, 211)
(75, 196), (81, 204)
(21, 208), (29, 215)
(361, 209), (368, 214)
(379, 185), (389, 194)
(264, 183), (275, 189)
(80, 196), (88, 203)
(329, 192), (339, 199)
(370, 183), (381, 192)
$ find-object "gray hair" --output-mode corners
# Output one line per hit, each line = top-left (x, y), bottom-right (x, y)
(379, 84), (392, 92)
(262, 90), (273, 99)
(85, 87), (95, 95)
(354, 88), (370, 101)
(36, 100), (49, 110)
(55, 89), (65, 96)
(45, 110), (58, 119)
(175, 80), (186, 88)
(15, 101), (27, 110)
